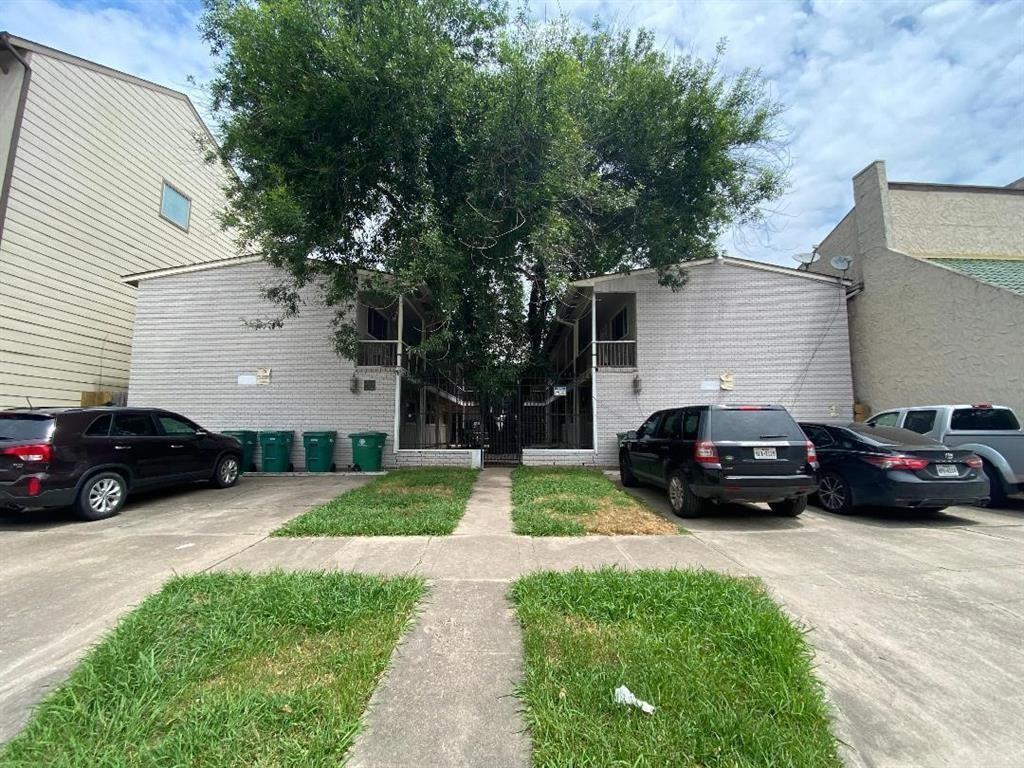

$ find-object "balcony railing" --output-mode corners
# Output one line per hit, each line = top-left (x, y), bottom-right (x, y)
(357, 340), (399, 368)
(596, 340), (636, 368)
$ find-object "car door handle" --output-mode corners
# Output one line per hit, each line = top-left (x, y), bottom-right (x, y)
(114, 445), (132, 450)
(170, 444), (185, 449)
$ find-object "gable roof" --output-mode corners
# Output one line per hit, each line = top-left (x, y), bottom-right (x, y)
(569, 256), (849, 288)
(1, 32), (223, 157)
(925, 257), (1024, 295)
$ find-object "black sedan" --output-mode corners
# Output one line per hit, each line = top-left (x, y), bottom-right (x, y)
(799, 422), (989, 513)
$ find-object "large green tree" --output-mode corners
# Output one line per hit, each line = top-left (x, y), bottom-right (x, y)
(202, 0), (785, 390)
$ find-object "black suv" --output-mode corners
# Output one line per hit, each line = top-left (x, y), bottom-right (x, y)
(619, 404), (818, 517)
(0, 408), (244, 521)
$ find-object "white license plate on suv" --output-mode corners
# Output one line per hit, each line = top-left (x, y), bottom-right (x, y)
(936, 464), (958, 477)
(753, 447), (777, 460)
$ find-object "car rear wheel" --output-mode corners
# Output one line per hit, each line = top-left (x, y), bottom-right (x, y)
(668, 471), (703, 518)
(982, 461), (1008, 506)
(619, 453), (640, 487)
(769, 496), (807, 517)
(817, 471), (853, 514)
(76, 472), (127, 521)
(211, 454), (241, 489)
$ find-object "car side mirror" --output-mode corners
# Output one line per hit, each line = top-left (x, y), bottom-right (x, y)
(626, 430), (638, 440)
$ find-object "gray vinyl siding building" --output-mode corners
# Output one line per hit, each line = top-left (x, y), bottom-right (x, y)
(0, 34), (238, 408)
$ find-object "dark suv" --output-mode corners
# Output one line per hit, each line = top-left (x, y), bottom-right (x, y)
(0, 408), (244, 521)
(619, 404), (818, 517)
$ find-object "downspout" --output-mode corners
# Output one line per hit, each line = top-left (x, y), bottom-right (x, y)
(0, 33), (31, 247)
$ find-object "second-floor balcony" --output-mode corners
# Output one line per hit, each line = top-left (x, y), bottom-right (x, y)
(596, 340), (637, 368)
(357, 340), (428, 375)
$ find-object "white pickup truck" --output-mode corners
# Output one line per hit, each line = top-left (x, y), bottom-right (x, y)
(866, 404), (1024, 504)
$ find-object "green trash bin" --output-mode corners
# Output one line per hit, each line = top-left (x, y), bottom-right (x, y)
(348, 431), (387, 472)
(223, 430), (258, 473)
(303, 431), (337, 473)
(258, 430), (294, 472)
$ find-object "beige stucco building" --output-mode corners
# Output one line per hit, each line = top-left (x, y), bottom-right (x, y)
(810, 160), (1024, 418)
(0, 34), (238, 408)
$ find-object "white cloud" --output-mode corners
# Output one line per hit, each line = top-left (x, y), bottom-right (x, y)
(5, 0), (1022, 266)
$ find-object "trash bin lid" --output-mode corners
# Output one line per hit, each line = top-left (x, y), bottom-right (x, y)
(348, 431), (388, 438)
(303, 431), (337, 438)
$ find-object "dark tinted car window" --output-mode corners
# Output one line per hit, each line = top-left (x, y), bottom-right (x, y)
(951, 408), (1020, 431)
(682, 410), (701, 440)
(158, 415), (198, 435)
(903, 410), (937, 434)
(637, 413), (661, 438)
(802, 424), (835, 448)
(660, 410), (682, 440)
(84, 415), (112, 436)
(113, 414), (157, 437)
(0, 414), (55, 441)
(709, 409), (803, 441)
(846, 425), (942, 447)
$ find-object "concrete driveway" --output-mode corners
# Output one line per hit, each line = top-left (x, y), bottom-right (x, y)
(623, 485), (1024, 768)
(1, 472), (1022, 767)
(0, 474), (369, 741)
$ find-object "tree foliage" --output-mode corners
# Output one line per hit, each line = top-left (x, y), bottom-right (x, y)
(202, 0), (785, 391)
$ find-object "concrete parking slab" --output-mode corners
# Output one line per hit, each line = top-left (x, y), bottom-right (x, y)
(0, 474), (368, 741)
(623, 484), (1024, 768)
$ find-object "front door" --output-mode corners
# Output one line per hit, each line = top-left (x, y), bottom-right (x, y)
(481, 392), (521, 466)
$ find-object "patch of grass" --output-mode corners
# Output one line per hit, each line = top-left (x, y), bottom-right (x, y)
(0, 571), (424, 768)
(275, 467), (478, 536)
(512, 467), (679, 536)
(510, 568), (841, 768)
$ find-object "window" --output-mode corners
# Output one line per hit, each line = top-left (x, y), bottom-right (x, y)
(113, 413), (157, 437)
(160, 182), (191, 230)
(660, 410), (683, 440)
(366, 307), (389, 340)
(636, 412), (661, 438)
(951, 407), (1021, 431)
(903, 410), (937, 434)
(869, 411), (900, 427)
(84, 415), (112, 437)
(0, 414), (54, 441)
(708, 409), (803, 441)
(610, 307), (629, 341)
(682, 409), (701, 440)
(158, 415), (198, 435)
(802, 424), (835, 448)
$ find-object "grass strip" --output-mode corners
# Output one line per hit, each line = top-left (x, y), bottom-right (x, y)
(510, 568), (840, 768)
(0, 571), (424, 768)
(275, 467), (478, 536)
(511, 467), (679, 536)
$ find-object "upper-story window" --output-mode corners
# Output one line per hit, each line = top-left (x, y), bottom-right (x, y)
(160, 181), (191, 231)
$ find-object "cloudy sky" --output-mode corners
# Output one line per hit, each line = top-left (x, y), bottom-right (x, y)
(4, 0), (1022, 265)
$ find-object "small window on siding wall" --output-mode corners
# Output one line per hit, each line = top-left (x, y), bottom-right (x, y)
(160, 181), (191, 230)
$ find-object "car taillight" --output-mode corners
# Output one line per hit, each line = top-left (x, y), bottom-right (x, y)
(862, 454), (929, 471)
(805, 440), (818, 467)
(965, 455), (983, 469)
(0, 443), (52, 463)
(694, 440), (719, 465)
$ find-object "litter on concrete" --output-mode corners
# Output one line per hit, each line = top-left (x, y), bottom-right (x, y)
(613, 685), (655, 714)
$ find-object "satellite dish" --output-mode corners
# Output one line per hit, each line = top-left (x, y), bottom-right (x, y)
(792, 252), (820, 265)
(830, 255), (853, 272)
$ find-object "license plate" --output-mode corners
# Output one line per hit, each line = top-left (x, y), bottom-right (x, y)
(936, 464), (958, 477)
(753, 447), (777, 460)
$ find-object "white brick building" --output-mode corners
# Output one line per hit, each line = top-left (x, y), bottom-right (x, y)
(126, 255), (853, 469)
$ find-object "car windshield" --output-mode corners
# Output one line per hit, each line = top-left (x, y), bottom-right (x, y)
(709, 409), (803, 441)
(846, 425), (942, 447)
(951, 408), (1020, 431)
(0, 414), (55, 441)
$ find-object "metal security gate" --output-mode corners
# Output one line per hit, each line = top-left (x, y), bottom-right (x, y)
(479, 390), (522, 466)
